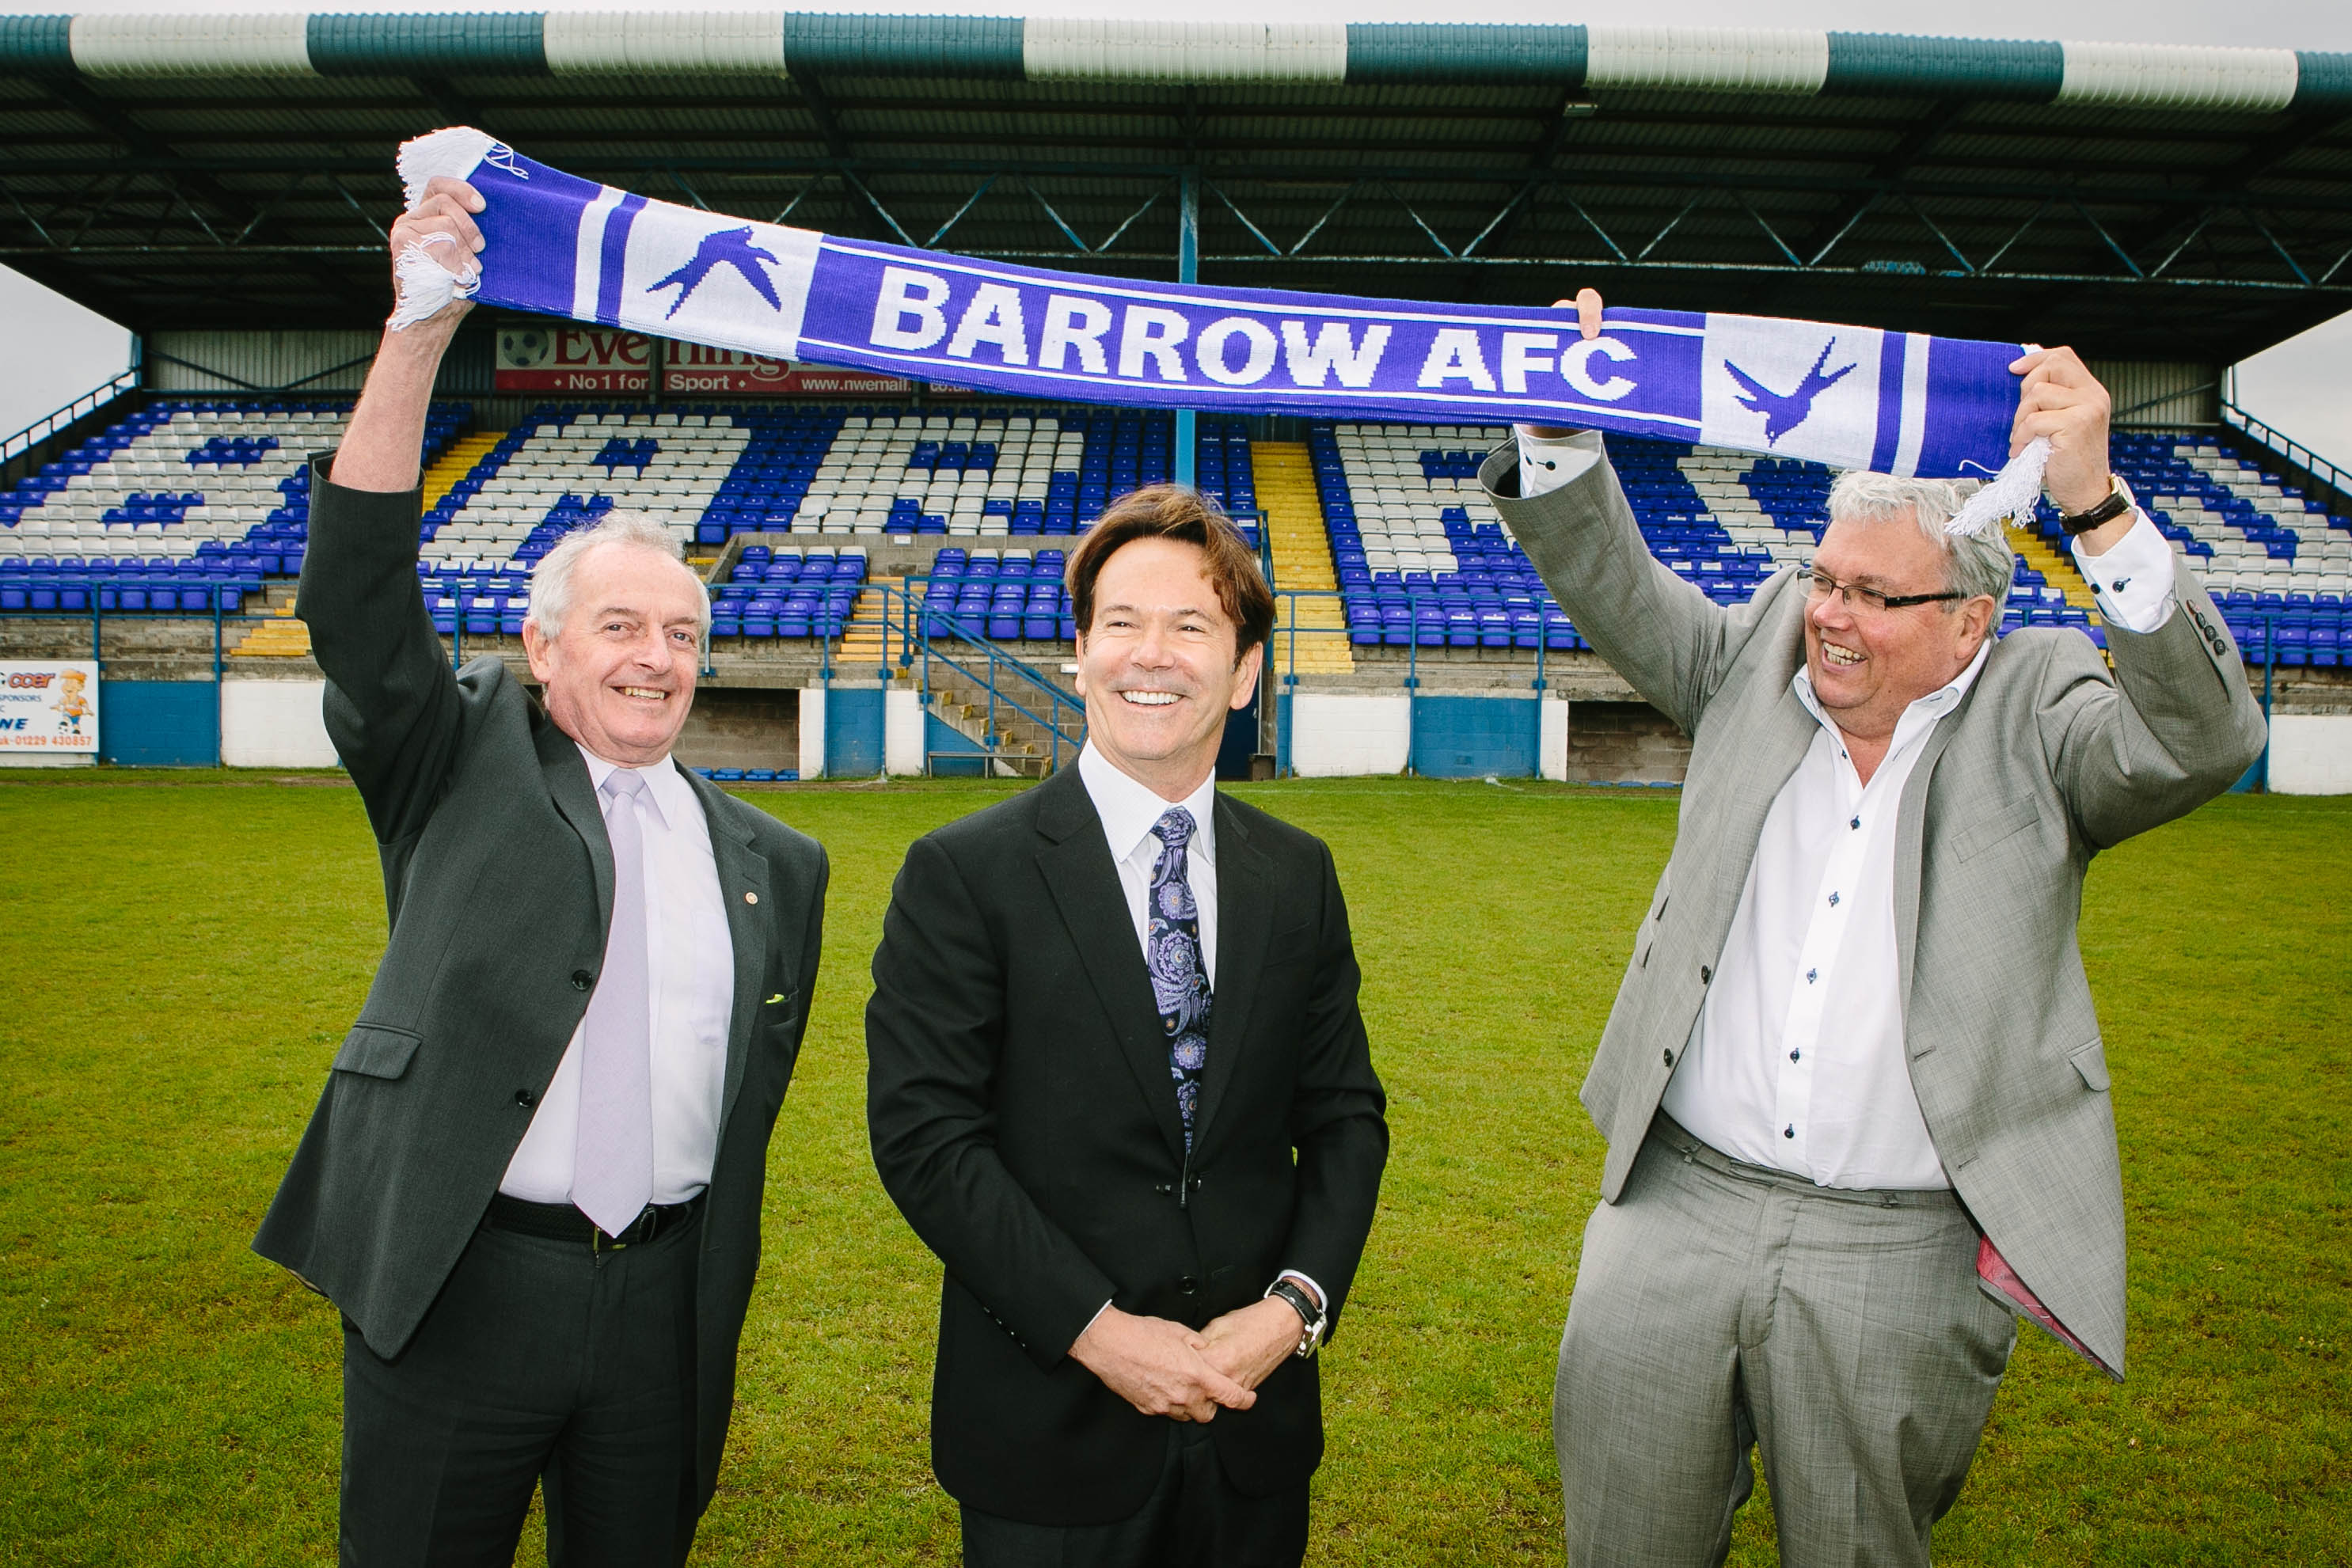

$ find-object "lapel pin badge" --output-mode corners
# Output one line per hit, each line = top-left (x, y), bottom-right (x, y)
(744, 890), (758, 905)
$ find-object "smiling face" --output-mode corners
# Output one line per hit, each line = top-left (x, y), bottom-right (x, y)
(1074, 535), (1261, 800)
(521, 540), (706, 767)
(1804, 512), (1995, 742)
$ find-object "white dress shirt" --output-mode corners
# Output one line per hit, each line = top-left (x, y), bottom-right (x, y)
(501, 746), (735, 1206)
(1073, 741), (1325, 1322)
(1512, 427), (2179, 1189)
(1660, 644), (1986, 1188)
(1080, 740), (1219, 988)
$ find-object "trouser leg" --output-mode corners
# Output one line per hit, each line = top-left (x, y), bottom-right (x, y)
(338, 1227), (583, 1568)
(1742, 1191), (2017, 1568)
(1554, 1133), (1758, 1568)
(960, 1423), (1309, 1568)
(541, 1213), (705, 1568)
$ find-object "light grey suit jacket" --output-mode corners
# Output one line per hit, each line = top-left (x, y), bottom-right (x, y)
(1485, 439), (2266, 1378)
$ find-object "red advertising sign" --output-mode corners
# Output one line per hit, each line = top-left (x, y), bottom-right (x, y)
(495, 323), (957, 397)
(496, 325), (650, 392)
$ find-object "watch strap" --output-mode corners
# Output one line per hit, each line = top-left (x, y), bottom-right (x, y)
(1264, 1278), (1324, 1357)
(2061, 475), (2134, 536)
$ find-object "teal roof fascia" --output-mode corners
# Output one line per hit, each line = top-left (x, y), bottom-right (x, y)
(1344, 23), (1586, 86)
(0, 13), (74, 73)
(309, 12), (549, 77)
(782, 13), (1023, 78)
(2293, 51), (2352, 112)
(1823, 32), (2063, 101)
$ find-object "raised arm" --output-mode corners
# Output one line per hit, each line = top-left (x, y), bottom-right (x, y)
(296, 178), (486, 843)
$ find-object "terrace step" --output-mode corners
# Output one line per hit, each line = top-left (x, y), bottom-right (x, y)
(2007, 523), (2099, 611)
(1251, 441), (1353, 676)
(227, 583), (310, 658)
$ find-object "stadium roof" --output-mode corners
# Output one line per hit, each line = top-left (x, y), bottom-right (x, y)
(4, 13), (2350, 363)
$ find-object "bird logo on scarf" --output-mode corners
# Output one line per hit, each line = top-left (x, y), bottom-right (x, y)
(1723, 338), (1857, 446)
(646, 226), (784, 319)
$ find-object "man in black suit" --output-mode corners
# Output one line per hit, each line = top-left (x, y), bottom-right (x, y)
(253, 177), (827, 1564)
(867, 487), (1389, 1566)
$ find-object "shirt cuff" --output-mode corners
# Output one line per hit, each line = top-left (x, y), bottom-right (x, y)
(1277, 1270), (1326, 1315)
(2069, 511), (2177, 635)
(1080, 1297), (1114, 1341)
(1512, 428), (1605, 500)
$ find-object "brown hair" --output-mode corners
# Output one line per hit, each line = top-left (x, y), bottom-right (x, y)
(1064, 484), (1276, 663)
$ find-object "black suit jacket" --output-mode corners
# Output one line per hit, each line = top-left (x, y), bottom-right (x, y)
(253, 456), (827, 1509)
(866, 765), (1388, 1526)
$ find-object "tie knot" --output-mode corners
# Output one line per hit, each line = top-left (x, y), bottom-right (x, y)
(601, 768), (648, 803)
(1151, 806), (1196, 852)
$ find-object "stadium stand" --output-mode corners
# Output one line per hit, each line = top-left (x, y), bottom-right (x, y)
(6, 394), (2344, 678)
(0, 401), (462, 615)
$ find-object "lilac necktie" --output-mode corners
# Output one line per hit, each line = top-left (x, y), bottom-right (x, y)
(572, 767), (654, 1236)
(1147, 807), (1212, 1145)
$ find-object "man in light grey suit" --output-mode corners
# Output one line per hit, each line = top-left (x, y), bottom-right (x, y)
(1489, 295), (2266, 1566)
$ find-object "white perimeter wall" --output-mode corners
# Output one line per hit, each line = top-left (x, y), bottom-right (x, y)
(221, 678), (337, 767)
(798, 685), (827, 780)
(2267, 715), (2352, 794)
(884, 687), (925, 776)
(1541, 693), (1568, 781)
(1287, 693), (1408, 777)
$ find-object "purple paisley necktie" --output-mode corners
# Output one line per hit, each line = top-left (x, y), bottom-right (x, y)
(1147, 807), (1212, 1145)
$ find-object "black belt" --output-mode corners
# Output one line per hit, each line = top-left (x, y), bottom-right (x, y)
(484, 1190), (705, 1250)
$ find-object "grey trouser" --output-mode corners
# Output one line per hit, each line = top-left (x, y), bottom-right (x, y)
(1554, 1114), (2016, 1568)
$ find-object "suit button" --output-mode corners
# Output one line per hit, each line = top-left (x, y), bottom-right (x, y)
(1179, 1276), (1199, 1296)
(1662, 1049), (1675, 1066)
(571, 970), (594, 991)
(1700, 966), (1712, 984)
(515, 1088), (537, 1108)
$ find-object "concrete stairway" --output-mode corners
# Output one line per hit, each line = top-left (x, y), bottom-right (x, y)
(228, 582), (310, 658)
(834, 573), (905, 674)
(2007, 523), (2099, 616)
(1249, 441), (1353, 677)
(921, 655), (1082, 777)
(424, 432), (500, 510)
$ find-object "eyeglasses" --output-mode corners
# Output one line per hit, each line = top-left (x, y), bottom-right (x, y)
(1804, 568), (1963, 614)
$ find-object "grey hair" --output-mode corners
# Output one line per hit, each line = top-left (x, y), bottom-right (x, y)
(524, 511), (710, 637)
(1825, 470), (2015, 610)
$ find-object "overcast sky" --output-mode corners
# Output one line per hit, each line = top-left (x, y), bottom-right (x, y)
(8, 0), (2350, 464)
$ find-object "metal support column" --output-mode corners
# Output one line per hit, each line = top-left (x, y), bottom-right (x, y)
(1175, 167), (1199, 490)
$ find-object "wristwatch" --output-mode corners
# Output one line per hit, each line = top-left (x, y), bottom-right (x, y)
(2060, 473), (2136, 536)
(1264, 1278), (1328, 1359)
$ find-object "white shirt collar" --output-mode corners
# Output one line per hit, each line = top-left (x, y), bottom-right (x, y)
(1077, 740), (1218, 868)
(1790, 635), (1991, 757)
(574, 741), (695, 833)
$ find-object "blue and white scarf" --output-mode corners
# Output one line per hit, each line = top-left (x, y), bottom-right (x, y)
(393, 127), (2044, 532)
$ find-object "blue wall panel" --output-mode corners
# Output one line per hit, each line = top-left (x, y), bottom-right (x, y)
(1823, 33), (2062, 101)
(0, 14), (72, 72)
(98, 680), (218, 767)
(1410, 695), (1537, 779)
(925, 712), (990, 777)
(310, 13), (548, 76)
(1345, 23), (1585, 85)
(825, 685), (885, 777)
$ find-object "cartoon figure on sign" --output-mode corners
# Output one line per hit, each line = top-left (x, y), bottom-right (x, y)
(647, 227), (783, 319)
(1723, 339), (1856, 446)
(54, 669), (91, 736)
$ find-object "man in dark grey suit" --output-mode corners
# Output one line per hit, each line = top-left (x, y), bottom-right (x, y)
(253, 177), (827, 1565)
(1493, 296), (2266, 1565)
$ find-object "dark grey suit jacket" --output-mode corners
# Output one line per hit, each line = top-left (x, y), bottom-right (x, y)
(253, 456), (827, 1506)
(1487, 438), (2267, 1378)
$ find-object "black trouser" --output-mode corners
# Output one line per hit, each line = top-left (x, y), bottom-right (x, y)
(960, 1421), (1310, 1568)
(339, 1203), (702, 1568)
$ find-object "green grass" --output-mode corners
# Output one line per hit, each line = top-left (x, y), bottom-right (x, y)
(1, 775), (2346, 1565)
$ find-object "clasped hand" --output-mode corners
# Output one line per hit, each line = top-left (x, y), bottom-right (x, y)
(1069, 1300), (1304, 1423)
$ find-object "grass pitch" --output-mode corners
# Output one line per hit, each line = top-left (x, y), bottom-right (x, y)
(1, 774), (2346, 1565)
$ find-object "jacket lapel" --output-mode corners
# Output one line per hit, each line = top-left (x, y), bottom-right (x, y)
(684, 770), (775, 1133)
(1033, 769), (1190, 1164)
(1191, 795), (1272, 1150)
(535, 718), (613, 927)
